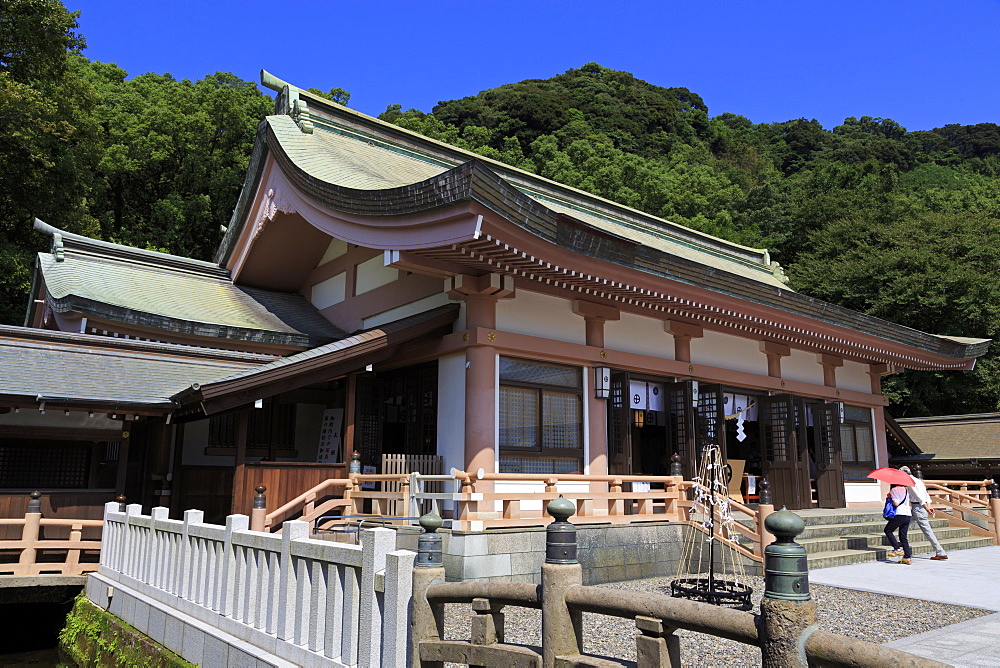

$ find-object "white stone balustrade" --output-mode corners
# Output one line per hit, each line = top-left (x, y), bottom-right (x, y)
(91, 501), (414, 667)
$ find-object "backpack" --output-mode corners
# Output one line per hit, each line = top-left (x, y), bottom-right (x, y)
(883, 495), (897, 520)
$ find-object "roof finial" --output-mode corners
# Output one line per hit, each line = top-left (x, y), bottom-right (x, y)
(260, 70), (290, 93)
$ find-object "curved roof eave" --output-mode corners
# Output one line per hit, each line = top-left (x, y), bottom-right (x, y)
(225, 127), (990, 365)
(45, 293), (333, 349)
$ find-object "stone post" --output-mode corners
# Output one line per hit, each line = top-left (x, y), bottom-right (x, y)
(18, 491), (42, 568)
(250, 485), (267, 532)
(411, 513), (445, 668)
(635, 615), (681, 667)
(759, 508), (817, 668)
(541, 496), (582, 668)
(470, 597), (504, 650)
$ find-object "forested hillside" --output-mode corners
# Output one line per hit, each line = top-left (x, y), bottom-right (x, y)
(3, 2), (999, 416)
(380, 64), (1000, 417)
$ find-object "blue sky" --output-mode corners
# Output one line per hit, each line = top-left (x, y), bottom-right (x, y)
(67, 0), (999, 132)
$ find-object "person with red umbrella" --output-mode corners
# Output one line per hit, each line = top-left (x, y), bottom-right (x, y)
(869, 467), (915, 564)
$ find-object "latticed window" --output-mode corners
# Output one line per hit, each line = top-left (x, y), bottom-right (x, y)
(840, 405), (875, 479)
(499, 357), (582, 474)
(207, 400), (297, 456)
(0, 442), (91, 488)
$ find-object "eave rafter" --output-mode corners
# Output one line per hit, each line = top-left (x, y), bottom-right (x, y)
(413, 235), (976, 371)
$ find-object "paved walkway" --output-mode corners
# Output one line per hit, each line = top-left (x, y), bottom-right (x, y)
(810, 545), (1000, 667)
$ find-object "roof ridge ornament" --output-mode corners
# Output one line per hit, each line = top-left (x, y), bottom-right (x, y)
(770, 260), (789, 284)
(51, 233), (64, 262)
(292, 98), (314, 134)
(260, 70), (312, 133)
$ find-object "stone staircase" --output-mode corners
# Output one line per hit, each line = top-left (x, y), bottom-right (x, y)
(790, 508), (994, 569)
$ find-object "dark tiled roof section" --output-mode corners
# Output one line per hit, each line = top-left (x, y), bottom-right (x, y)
(0, 327), (269, 409)
(216, 121), (271, 264)
(897, 414), (1000, 460)
(176, 304), (460, 407)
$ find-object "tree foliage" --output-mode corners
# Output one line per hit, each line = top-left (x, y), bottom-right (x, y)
(0, 0), (272, 324)
(380, 64), (1000, 416)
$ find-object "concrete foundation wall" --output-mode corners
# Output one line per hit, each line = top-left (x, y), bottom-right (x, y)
(405, 522), (755, 586)
(86, 573), (296, 668)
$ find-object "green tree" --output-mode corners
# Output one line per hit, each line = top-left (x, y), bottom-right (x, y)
(82, 66), (272, 259)
(0, 0), (99, 324)
(790, 211), (1000, 415)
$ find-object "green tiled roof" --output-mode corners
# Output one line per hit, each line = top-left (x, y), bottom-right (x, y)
(210, 81), (990, 365)
(0, 326), (271, 409)
(35, 221), (344, 347)
(253, 113), (786, 289)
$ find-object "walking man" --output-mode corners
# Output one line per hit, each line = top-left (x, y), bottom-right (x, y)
(900, 465), (948, 561)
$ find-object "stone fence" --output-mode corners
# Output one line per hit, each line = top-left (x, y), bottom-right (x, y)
(411, 499), (947, 668)
(91, 501), (413, 667)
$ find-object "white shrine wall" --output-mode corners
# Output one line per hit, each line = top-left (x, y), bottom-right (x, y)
(496, 290), (586, 345)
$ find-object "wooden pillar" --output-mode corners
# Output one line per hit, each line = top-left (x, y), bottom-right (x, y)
(761, 341), (791, 379)
(145, 421), (173, 509)
(231, 409), (250, 515)
(572, 300), (620, 481)
(465, 343), (497, 479)
(574, 303), (617, 465)
(169, 422), (185, 516)
(343, 372), (358, 458)
(114, 424), (131, 498)
(447, 274), (514, 481)
(867, 363), (895, 471)
(818, 354), (843, 388)
(665, 320), (703, 363)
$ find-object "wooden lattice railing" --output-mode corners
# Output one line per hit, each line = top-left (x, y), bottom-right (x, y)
(247, 469), (776, 560)
(924, 478), (1000, 545)
(0, 492), (103, 575)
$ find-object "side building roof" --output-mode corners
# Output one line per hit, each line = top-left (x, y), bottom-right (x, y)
(31, 219), (345, 349)
(896, 413), (1000, 461)
(0, 326), (274, 413)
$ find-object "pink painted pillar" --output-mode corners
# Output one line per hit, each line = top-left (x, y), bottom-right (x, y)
(584, 316), (609, 477)
(463, 290), (498, 482)
(448, 275), (514, 486)
(465, 339), (497, 479)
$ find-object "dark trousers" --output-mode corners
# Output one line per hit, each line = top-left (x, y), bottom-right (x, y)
(884, 515), (912, 558)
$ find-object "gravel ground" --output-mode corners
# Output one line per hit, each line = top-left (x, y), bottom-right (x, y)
(442, 575), (992, 666)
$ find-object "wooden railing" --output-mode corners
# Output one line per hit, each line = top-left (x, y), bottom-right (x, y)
(441, 470), (773, 561)
(0, 492), (103, 576)
(924, 479), (1000, 545)
(925, 478), (994, 503)
(246, 470), (776, 561)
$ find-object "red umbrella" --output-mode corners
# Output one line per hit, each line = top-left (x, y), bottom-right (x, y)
(867, 467), (916, 486)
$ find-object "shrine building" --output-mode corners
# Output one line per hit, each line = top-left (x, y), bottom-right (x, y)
(0, 71), (989, 523)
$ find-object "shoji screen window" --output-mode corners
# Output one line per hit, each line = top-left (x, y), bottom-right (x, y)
(498, 357), (583, 474)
